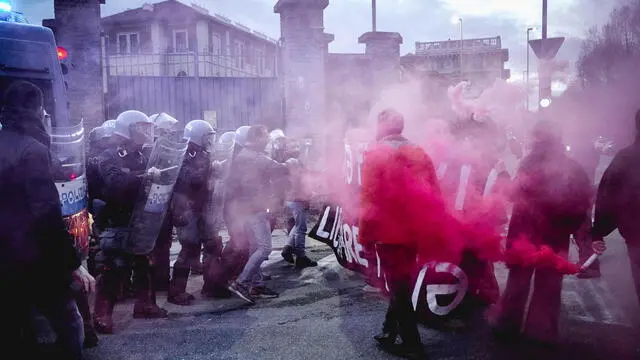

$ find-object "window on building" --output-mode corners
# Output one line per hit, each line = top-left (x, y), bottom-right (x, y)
(116, 32), (140, 54)
(212, 33), (222, 55)
(235, 41), (245, 69)
(256, 48), (264, 74)
(173, 29), (188, 52)
(490, 38), (497, 46)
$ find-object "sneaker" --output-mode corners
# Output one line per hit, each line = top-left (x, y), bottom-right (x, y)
(228, 281), (255, 304)
(295, 256), (318, 269)
(281, 246), (295, 264)
(250, 286), (279, 299)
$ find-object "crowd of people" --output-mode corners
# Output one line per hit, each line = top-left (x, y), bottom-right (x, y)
(2, 78), (640, 360)
(0, 80), (318, 358)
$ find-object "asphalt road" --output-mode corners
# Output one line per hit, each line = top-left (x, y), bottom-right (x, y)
(83, 228), (640, 360)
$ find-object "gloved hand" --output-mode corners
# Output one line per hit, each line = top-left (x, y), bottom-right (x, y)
(147, 166), (161, 179)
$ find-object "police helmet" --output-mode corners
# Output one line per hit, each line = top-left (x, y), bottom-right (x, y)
(151, 113), (179, 135)
(89, 125), (115, 143)
(269, 129), (286, 142)
(235, 125), (251, 147)
(113, 110), (153, 145)
(184, 120), (216, 149)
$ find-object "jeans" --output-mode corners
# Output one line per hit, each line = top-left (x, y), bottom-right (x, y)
(287, 201), (308, 257)
(237, 212), (272, 288)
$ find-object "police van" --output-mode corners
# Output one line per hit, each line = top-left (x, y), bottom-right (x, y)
(0, 2), (90, 257)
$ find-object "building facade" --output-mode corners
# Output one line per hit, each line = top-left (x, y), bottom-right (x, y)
(402, 36), (510, 98)
(101, 0), (279, 78)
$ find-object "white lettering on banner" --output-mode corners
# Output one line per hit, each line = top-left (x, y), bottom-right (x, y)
(330, 206), (342, 246)
(411, 262), (469, 316)
(455, 164), (472, 211)
(315, 207), (332, 239)
(345, 144), (353, 185)
(483, 168), (499, 197)
(355, 145), (364, 186)
(338, 223), (369, 267)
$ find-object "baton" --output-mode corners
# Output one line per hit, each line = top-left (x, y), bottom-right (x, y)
(136, 165), (179, 177)
(579, 253), (599, 272)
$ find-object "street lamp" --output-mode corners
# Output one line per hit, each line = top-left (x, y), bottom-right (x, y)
(526, 27), (534, 111)
(451, 16), (463, 78)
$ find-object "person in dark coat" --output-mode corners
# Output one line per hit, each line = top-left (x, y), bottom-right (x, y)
(493, 120), (592, 344)
(591, 109), (640, 307)
(226, 125), (296, 303)
(569, 136), (602, 278)
(0, 80), (95, 359)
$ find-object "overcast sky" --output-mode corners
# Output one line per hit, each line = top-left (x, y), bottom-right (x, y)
(14, 0), (617, 84)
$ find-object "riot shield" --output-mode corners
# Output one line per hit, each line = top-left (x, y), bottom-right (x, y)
(204, 131), (236, 233)
(127, 136), (188, 255)
(50, 121), (90, 260)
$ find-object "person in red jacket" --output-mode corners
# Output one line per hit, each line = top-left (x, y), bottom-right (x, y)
(359, 109), (440, 359)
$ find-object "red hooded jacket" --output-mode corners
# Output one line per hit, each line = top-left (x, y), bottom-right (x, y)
(359, 135), (443, 249)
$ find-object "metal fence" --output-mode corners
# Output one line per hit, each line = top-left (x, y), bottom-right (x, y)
(105, 76), (283, 131)
(103, 50), (283, 130)
(104, 51), (278, 78)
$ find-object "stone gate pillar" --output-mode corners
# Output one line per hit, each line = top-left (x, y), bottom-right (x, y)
(274, 0), (329, 138)
(54, 0), (105, 130)
(358, 31), (403, 100)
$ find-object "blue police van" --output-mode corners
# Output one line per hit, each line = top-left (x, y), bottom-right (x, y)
(0, 2), (90, 257)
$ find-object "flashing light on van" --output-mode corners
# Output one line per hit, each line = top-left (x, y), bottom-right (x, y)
(0, 2), (11, 12)
(57, 46), (68, 60)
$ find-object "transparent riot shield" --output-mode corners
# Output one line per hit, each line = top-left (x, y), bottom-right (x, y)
(50, 122), (90, 259)
(127, 137), (188, 255)
(204, 131), (236, 232)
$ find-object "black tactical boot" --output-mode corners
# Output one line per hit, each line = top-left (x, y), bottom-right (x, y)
(168, 267), (195, 306)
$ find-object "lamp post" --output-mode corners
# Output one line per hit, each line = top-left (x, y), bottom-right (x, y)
(372, 0), (377, 32)
(526, 27), (533, 111)
(451, 16), (463, 79)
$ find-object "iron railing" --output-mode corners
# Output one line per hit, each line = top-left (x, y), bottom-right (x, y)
(104, 51), (278, 78)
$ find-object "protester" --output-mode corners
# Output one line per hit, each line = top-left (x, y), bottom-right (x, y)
(0, 80), (95, 359)
(281, 138), (318, 269)
(226, 125), (298, 303)
(569, 136), (602, 278)
(492, 119), (592, 344)
(359, 109), (435, 359)
(591, 109), (640, 308)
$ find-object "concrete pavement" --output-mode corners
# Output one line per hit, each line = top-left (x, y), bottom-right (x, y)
(84, 229), (640, 360)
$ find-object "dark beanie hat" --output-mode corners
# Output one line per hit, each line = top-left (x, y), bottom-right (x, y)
(2, 80), (44, 112)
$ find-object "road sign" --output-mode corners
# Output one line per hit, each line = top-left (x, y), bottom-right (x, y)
(529, 37), (565, 60)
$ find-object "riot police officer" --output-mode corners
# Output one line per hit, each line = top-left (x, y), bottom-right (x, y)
(150, 113), (181, 291)
(169, 120), (217, 305)
(87, 120), (116, 234)
(93, 110), (168, 334)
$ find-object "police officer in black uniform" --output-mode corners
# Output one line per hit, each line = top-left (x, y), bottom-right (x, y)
(169, 120), (219, 305)
(93, 110), (168, 334)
